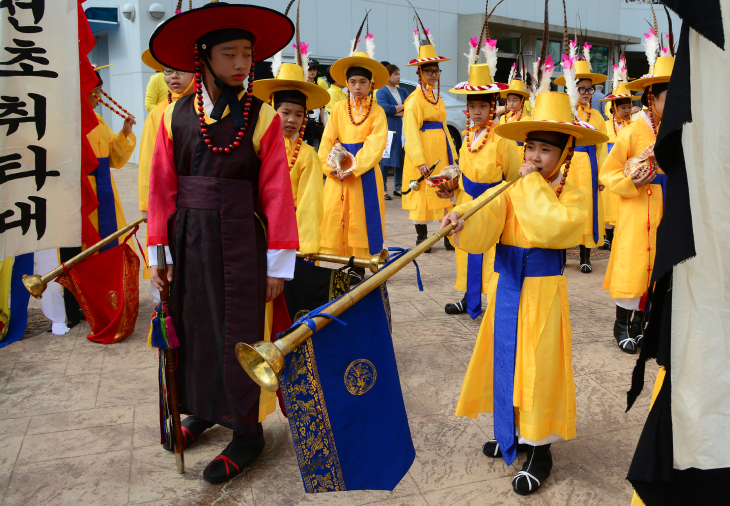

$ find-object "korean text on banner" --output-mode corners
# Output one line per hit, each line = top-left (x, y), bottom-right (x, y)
(0, 0), (82, 260)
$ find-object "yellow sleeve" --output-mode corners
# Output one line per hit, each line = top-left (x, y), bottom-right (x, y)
(138, 108), (161, 211)
(99, 114), (136, 168)
(352, 106), (388, 178)
(509, 173), (588, 249)
(295, 148), (324, 254)
(317, 77), (329, 90)
(497, 137), (521, 181)
(445, 123), (458, 163)
(403, 96), (426, 167)
(451, 181), (509, 255)
(599, 130), (639, 198)
(318, 102), (338, 176)
(145, 73), (167, 112)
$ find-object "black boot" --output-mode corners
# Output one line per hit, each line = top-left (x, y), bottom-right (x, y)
(613, 306), (637, 354)
(415, 224), (431, 253)
(203, 425), (265, 484)
(444, 236), (455, 251)
(165, 415), (215, 451)
(579, 245), (592, 273)
(444, 295), (467, 315)
(632, 310), (646, 348)
(482, 439), (531, 459)
(512, 444), (553, 495)
(602, 228), (614, 250)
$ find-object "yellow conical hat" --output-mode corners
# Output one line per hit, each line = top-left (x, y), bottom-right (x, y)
(554, 60), (607, 86)
(599, 82), (640, 102)
(449, 64), (507, 95)
(142, 49), (164, 72)
(253, 62), (330, 110)
(406, 44), (451, 67)
(626, 56), (674, 91)
(330, 51), (389, 89)
(494, 91), (608, 146)
(500, 79), (530, 99)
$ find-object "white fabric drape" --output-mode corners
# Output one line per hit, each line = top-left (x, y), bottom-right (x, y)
(670, 9), (730, 470)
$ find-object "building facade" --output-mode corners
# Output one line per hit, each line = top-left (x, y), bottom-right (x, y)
(84, 0), (680, 162)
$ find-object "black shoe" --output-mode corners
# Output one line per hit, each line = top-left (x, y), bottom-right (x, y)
(164, 416), (215, 452)
(444, 297), (467, 315)
(444, 236), (455, 251)
(384, 193), (392, 201)
(579, 245), (592, 273)
(632, 310), (646, 348)
(203, 427), (265, 484)
(605, 228), (614, 251)
(415, 224), (431, 253)
(512, 444), (552, 495)
(482, 439), (531, 459)
(614, 306), (637, 354)
(78, 309), (87, 321)
(393, 190), (402, 197)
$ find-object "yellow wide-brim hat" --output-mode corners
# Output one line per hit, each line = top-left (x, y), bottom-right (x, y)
(500, 79), (531, 99)
(406, 44), (451, 67)
(330, 51), (389, 89)
(253, 63), (330, 110)
(494, 91), (609, 146)
(449, 64), (508, 95)
(626, 56), (674, 91)
(142, 49), (164, 72)
(554, 60), (607, 87)
(599, 82), (640, 102)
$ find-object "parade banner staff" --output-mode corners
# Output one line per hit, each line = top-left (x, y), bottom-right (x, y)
(0, 0), (81, 260)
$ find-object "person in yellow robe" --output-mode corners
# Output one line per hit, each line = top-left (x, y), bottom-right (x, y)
(555, 56), (608, 273)
(441, 89), (606, 496)
(600, 55), (673, 354)
(598, 66), (640, 251)
(499, 75), (532, 179)
(324, 66), (347, 116)
(254, 59), (330, 255)
(402, 35), (458, 251)
(138, 58), (194, 286)
(144, 71), (168, 112)
(439, 59), (520, 316)
(318, 41), (389, 273)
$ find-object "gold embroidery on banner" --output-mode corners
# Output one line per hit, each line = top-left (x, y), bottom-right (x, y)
(294, 309), (311, 321)
(281, 338), (346, 493)
(344, 359), (377, 395)
(106, 290), (120, 310)
(328, 270), (350, 301)
(113, 245), (140, 342)
(379, 283), (392, 334)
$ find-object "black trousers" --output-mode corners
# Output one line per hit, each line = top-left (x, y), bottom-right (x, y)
(59, 247), (82, 325)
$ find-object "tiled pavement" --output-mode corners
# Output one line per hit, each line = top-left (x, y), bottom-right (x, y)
(0, 163), (657, 505)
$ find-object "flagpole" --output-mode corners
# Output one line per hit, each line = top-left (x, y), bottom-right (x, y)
(236, 177), (520, 392)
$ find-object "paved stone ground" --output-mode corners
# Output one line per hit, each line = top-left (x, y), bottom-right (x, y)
(0, 163), (657, 506)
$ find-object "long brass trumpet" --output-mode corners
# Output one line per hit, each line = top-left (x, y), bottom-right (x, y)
(22, 216), (146, 299)
(236, 177), (520, 392)
(296, 249), (389, 274)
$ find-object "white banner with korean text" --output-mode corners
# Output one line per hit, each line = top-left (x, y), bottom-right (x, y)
(0, 0), (81, 261)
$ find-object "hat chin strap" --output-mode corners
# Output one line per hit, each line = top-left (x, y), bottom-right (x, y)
(546, 141), (573, 180)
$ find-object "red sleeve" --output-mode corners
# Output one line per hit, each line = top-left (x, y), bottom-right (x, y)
(147, 115), (178, 245)
(257, 114), (299, 250)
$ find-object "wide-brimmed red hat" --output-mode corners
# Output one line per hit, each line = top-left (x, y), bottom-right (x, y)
(149, 2), (294, 72)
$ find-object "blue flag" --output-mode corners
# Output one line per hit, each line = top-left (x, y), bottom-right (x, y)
(280, 283), (415, 493)
(0, 253), (33, 349)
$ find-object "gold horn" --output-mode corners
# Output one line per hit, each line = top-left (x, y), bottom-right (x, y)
(22, 216), (146, 299)
(236, 177), (520, 392)
(295, 249), (388, 274)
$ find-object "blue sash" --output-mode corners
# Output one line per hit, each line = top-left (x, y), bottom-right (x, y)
(341, 142), (384, 255)
(573, 145), (600, 244)
(607, 142), (615, 152)
(492, 243), (564, 465)
(516, 141), (524, 147)
(652, 173), (667, 208)
(90, 157), (119, 252)
(421, 121), (454, 164)
(462, 174), (502, 319)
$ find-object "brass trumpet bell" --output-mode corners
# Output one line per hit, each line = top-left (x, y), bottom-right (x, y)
(296, 249), (388, 274)
(235, 340), (286, 392)
(22, 274), (47, 299)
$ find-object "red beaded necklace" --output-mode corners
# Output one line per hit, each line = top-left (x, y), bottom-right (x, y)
(94, 90), (131, 120)
(578, 102), (592, 124)
(555, 139), (576, 196)
(288, 121), (307, 169)
(418, 68), (440, 106)
(464, 99), (495, 153)
(346, 84), (374, 126)
(195, 44), (256, 155)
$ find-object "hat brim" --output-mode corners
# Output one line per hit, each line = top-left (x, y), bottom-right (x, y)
(599, 94), (640, 102)
(500, 89), (531, 99)
(405, 56), (451, 67)
(449, 83), (508, 96)
(494, 120), (609, 147)
(149, 3), (294, 72)
(330, 56), (389, 89)
(253, 79), (331, 111)
(625, 76), (671, 91)
(554, 72), (607, 87)
(142, 49), (164, 72)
